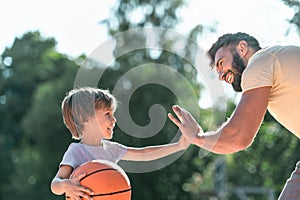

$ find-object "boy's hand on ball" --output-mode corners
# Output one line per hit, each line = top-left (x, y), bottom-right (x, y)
(65, 172), (94, 200)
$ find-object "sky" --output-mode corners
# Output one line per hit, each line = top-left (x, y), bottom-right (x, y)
(1, 0), (299, 57)
(1, 0), (299, 106)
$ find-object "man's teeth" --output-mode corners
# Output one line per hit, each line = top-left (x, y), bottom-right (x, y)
(228, 75), (232, 83)
(227, 74), (233, 83)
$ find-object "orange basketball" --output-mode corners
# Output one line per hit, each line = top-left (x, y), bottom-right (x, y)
(70, 160), (131, 200)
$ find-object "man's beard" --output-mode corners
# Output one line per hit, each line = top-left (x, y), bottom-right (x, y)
(229, 52), (246, 92)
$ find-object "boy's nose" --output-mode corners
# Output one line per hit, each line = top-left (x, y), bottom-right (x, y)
(112, 116), (117, 123)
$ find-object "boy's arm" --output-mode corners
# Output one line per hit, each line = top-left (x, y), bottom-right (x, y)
(51, 165), (94, 200)
(121, 135), (190, 161)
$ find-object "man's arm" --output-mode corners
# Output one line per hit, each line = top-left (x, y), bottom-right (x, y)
(169, 86), (271, 154)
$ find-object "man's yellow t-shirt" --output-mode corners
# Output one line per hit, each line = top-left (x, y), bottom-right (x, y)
(241, 45), (300, 138)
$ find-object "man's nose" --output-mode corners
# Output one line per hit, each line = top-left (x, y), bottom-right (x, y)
(218, 71), (225, 81)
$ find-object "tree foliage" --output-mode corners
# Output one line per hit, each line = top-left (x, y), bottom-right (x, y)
(97, 0), (221, 199)
(0, 32), (79, 199)
(222, 101), (300, 199)
(1, 0), (300, 199)
(282, 0), (300, 34)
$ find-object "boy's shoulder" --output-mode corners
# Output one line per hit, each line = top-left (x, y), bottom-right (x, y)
(102, 140), (128, 150)
(65, 142), (81, 152)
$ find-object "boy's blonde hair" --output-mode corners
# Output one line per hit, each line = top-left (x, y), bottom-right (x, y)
(61, 87), (117, 139)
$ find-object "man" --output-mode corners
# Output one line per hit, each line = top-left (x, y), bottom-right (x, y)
(168, 32), (300, 199)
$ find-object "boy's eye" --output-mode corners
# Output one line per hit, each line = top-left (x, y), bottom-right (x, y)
(106, 112), (115, 117)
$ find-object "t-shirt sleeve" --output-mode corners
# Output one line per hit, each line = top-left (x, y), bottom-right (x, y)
(241, 51), (275, 93)
(59, 143), (80, 169)
(103, 140), (128, 162)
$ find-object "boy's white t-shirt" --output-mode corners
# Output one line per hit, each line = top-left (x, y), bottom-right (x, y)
(59, 140), (128, 169)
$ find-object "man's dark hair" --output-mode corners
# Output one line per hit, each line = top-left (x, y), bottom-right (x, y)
(207, 32), (261, 68)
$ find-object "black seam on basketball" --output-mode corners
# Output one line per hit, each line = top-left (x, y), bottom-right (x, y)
(79, 168), (117, 181)
(91, 188), (132, 197)
(65, 188), (131, 199)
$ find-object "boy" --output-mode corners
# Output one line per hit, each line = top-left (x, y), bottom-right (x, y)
(51, 87), (190, 200)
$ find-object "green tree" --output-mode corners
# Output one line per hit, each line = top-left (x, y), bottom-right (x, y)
(282, 0), (300, 34)
(0, 31), (80, 199)
(6, 0), (300, 199)
(0, 31), (57, 198)
(98, 0), (220, 199)
(0, 1), (218, 199)
(216, 100), (299, 199)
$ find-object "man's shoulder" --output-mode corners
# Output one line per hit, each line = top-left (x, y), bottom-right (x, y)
(257, 45), (300, 55)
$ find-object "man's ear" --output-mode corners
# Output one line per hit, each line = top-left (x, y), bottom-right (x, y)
(237, 40), (248, 57)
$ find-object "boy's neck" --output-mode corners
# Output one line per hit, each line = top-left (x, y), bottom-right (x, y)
(80, 138), (103, 146)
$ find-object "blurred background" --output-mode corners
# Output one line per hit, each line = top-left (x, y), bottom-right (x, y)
(1, 0), (300, 199)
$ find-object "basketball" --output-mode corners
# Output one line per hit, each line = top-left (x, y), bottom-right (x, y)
(70, 160), (131, 200)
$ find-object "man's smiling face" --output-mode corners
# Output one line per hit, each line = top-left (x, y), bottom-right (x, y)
(214, 46), (247, 92)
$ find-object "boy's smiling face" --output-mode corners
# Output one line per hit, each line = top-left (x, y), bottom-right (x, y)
(95, 107), (117, 140)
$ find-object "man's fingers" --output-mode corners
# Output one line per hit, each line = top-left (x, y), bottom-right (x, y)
(172, 105), (182, 114)
(172, 105), (187, 121)
(168, 113), (182, 127)
(173, 105), (196, 121)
